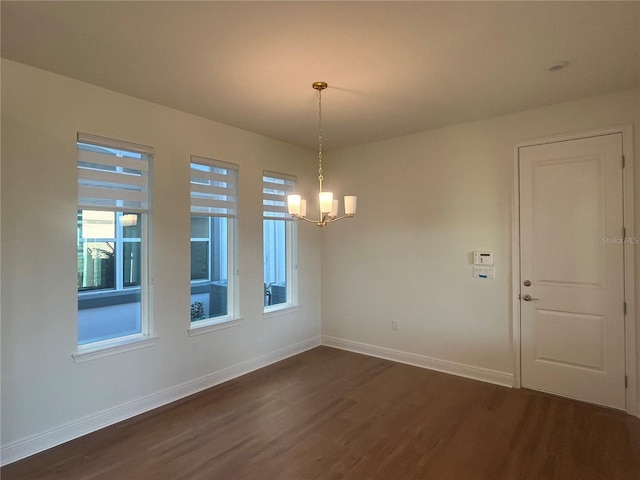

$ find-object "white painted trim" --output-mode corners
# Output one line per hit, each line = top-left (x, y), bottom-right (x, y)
(188, 317), (243, 336)
(322, 335), (514, 388)
(515, 125), (632, 148)
(512, 143), (522, 389)
(512, 125), (637, 416)
(72, 335), (158, 363)
(1, 336), (321, 466)
(621, 125), (638, 417)
(263, 305), (299, 319)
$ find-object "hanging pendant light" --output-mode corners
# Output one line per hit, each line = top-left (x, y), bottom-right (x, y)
(287, 81), (357, 227)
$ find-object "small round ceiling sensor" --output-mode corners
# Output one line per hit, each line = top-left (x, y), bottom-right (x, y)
(548, 60), (570, 72)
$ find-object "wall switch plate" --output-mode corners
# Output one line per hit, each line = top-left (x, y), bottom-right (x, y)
(473, 266), (495, 279)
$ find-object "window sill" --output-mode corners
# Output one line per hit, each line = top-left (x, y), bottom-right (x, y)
(72, 335), (158, 363)
(263, 304), (299, 319)
(188, 316), (243, 336)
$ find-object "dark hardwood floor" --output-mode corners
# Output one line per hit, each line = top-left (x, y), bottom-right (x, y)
(3, 346), (639, 480)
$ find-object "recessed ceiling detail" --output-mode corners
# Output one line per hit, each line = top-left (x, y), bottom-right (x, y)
(548, 61), (571, 72)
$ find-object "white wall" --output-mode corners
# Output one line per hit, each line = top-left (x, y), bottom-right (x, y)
(321, 89), (640, 398)
(0, 59), (322, 462)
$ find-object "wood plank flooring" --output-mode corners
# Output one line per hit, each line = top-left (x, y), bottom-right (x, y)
(2, 346), (639, 480)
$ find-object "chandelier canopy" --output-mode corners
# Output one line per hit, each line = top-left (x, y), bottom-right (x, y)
(287, 82), (357, 227)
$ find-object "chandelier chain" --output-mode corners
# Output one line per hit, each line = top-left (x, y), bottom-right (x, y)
(317, 86), (323, 191)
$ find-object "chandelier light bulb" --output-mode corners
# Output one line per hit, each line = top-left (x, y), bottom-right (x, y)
(287, 194), (301, 216)
(344, 196), (357, 216)
(330, 199), (339, 218)
(319, 191), (334, 214)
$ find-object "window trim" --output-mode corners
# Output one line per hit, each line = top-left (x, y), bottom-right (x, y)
(75, 133), (153, 354)
(262, 171), (299, 313)
(188, 156), (240, 333)
(263, 305), (299, 319)
(187, 316), (243, 336)
(72, 334), (158, 363)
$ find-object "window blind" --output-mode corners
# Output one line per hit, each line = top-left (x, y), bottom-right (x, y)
(77, 132), (152, 213)
(191, 156), (238, 218)
(263, 171), (296, 220)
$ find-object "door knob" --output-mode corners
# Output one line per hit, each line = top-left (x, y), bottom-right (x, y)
(522, 294), (539, 301)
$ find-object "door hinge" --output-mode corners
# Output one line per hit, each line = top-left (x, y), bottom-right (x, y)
(622, 155), (626, 168)
(623, 227), (626, 238)
(624, 302), (627, 315)
(625, 376), (628, 388)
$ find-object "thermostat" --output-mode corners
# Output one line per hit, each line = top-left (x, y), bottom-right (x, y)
(473, 251), (494, 265)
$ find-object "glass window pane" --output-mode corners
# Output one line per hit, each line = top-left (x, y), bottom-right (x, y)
(81, 210), (115, 239)
(190, 216), (229, 321)
(120, 212), (141, 238)
(211, 217), (228, 283)
(191, 240), (209, 281)
(76, 209), (144, 345)
(263, 219), (287, 306)
(122, 242), (141, 287)
(77, 290), (141, 346)
(77, 240), (116, 291)
(190, 216), (209, 238)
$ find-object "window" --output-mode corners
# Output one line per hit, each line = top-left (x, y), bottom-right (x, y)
(263, 171), (298, 311)
(76, 133), (152, 349)
(190, 156), (238, 328)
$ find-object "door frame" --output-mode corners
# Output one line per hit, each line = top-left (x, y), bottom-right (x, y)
(512, 125), (637, 416)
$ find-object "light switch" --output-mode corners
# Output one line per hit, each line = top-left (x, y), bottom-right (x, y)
(473, 266), (495, 279)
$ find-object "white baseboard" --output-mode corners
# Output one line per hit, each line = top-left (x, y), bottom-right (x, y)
(322, 335), (514, 388)
(1, 336), (321, 466)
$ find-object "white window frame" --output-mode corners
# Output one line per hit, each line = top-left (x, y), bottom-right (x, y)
(188, 156), (241, 335)
(263, 171), (298, 315)
(73, 132), (156, 362)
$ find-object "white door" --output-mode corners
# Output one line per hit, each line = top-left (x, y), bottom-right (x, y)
(519, 133), (626, 410)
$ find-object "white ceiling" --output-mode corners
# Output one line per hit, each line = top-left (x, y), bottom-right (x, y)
(2, 1), (639, 149)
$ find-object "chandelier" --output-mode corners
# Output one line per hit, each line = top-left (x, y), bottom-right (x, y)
(287, 81), (357, 227)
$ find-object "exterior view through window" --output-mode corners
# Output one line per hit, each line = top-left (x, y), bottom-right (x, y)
(189, 157), (238, 325)
(76, 134), (151, 347)
(262, 171), (297, 310)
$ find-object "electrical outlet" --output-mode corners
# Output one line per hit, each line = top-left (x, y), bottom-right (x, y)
(391, 320), (399, 331)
